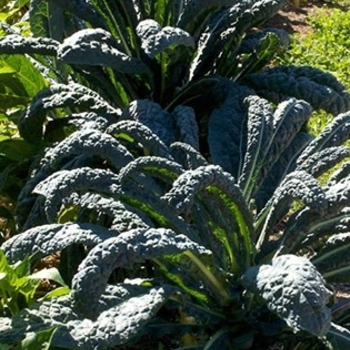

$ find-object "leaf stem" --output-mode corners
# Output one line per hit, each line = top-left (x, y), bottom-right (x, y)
(184, 251), (230, 304)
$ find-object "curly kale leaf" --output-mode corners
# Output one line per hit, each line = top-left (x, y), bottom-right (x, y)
(18, 83), (119, 143)
(297, 111), (350, 166)
(172, 105), (199, 150)
(0, 34), (58, 55)
(170, 142), (208, 170)
(33, 167), (119, 223)
(0, 285), (175, 349)
(1, 223), (116, 264)
(245, 65), (350, 115)
(136, 19), (194, 58)
(71, 227), (210, 318)
(242, 254), (332, 337)
(106, 120), (172, 159)
(57, 28), (148, 74)
(238, 96), (273, 200)
(122, 99), (176, 146)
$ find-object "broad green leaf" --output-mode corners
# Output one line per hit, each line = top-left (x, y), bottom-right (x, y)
(30, 267), (67, 287)
(20, 327), (57, 350)
(0, 55), (48, 111)
(241, 254), (332, 337)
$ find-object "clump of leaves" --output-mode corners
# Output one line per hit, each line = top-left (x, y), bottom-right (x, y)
(1, 0), (350, 349)
(1, 90), (350, 349)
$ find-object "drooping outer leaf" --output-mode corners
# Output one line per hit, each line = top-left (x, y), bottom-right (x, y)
(241, 254), (332, 337)
(18, 83), (120, 143)
(297, 111), (350, 166)
(136, 19), (194, 58)
(106, 120), (172, 159)
(256, 170), (327, 248)
(71, 227), (210, 319)
(0, 223), (117, 264)
(245, 65), (350, 115)
(43, 129), (135, 170)
(33, 167), (119, 223)
(162, 164), (254, 268)
(0, 34), (58, 55)
(57, 28), (148, 74)
(0, 285), (174, 349)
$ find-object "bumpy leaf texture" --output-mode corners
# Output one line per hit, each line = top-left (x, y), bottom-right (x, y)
(136, 19), (194, 58)
(71, 227), (210, 319)
(0, 285), (174, 349)
(57, 28), (148, 73)
(18, 83), (120, 143)
(1, 223), (116, 264)
(245, 66), (350, 115)
(242, 254), (332, 337)
(0, 34), (58, 55)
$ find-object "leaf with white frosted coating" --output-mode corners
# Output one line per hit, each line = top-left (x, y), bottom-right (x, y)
(136, 19), (194, 58)
(106, 120), (172, 159)
(18, 83), (119, 143)
(44, 129), (134, 170)
(0, 34), (58, 55)
(241, 254), (332, 336)
(312, 233), (350, 282)
(1, 223), (116, 264)
(297, 111), (350, 166)
(170, 142), (208, 170)
(57, 28), (148, 74)
(246, 66), (350, 115)
(122, 99), (176, 146)
(0, 284), (174, 349)
(33, 167), (119, 223)
(296, 146), (350, 178)
(172, 105), (199, 150)
(71, 227), (210, 318)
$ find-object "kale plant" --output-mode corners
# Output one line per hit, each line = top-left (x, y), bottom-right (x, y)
(0, 90), (350, 349)
(1, 0), (350, 349)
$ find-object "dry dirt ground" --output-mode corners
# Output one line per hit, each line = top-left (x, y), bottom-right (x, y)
(266, 0), (349, 36)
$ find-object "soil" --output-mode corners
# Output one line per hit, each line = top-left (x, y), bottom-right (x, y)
(265, 0), (349, 36)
